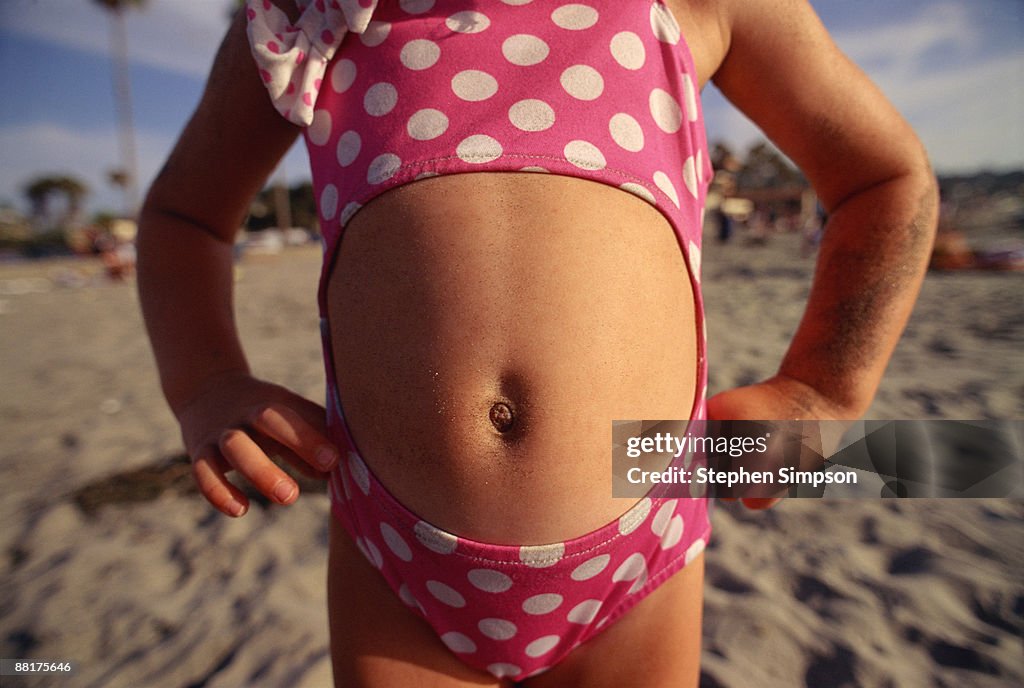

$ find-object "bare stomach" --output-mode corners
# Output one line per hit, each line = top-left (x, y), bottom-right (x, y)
(327, 173), (696, 544)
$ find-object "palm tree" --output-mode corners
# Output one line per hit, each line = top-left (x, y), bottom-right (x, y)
(93, 0), (146, 218)
(738, 141), (804, 190)
(24, 175), (90, 232)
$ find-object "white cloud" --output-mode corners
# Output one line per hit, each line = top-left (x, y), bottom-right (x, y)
(0, 121), (309, 217)
(702, 2), (1024, 173)
(899, 53), (1024, 172)
(0, 121), (171, 214)
(832, 2), (979, 77)
(832, 4), (1024, 172)
(0, 0), (228, 78)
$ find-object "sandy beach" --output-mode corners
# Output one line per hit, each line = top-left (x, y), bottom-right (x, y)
(1, 231), (1021, 687)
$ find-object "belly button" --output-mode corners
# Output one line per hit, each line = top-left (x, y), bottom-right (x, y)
(489, 401), (515, 433)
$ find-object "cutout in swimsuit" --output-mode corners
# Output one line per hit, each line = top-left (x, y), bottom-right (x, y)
(247, 0), (714, 680)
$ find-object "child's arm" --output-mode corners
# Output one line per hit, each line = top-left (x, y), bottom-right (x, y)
(707, 0), (939, 425)
(138, 10), (337, 517)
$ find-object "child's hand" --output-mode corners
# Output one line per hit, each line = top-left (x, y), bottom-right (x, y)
(707, 374), (849, 510)
(175, 372), (339, 517)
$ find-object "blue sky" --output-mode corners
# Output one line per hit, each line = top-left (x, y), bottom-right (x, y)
(1, 0), (1022, 216)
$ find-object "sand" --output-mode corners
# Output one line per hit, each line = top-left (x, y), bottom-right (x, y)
(1, 232), (1021, 687)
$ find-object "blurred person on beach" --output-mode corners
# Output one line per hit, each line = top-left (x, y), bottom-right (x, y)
(137, 0), (937, 685)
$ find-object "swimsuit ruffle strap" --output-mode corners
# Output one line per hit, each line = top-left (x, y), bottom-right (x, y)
(245, 0), (378, 126)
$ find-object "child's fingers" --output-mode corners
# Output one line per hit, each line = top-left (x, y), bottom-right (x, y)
(256, 435), (328, 480)
(219, 428), (299, 506)
(192, 448), (250, 517)
(250, 403), (338, 471)
(286, 395), (332, 436)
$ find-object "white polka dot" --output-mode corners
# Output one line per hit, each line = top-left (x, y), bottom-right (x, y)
(407, 109), (448, 140)
(336, 130), (361, 167)
(440, 631), (476, 653)
(651, 499), (679, 536)
(415, 171), (439, 180)
(426, 580), (466, 608)
(328, 474), (344, 503)
(612, 552), (647, 582)
(446, 10), (490, 33)
(519, 542), (564, 568)
(364, 82), (397, 116)
(357, 537), (384, 568)
(367, 153), (401, 184)
(610, 31), (645, 70)
(551, 4), (599, 30)
(571, 554), (611, 581)
(618, 497), (652, 535)
(308, 110), (332, 146)
(509, 99), (555, 132)
(399, 39), (440, 70)
(399, 584), (419, 608)
(400, 0), (434, 13)
(650, 2), (680, 44)
(609, 113), (644, 152)
(451, 69), (498, 101)
(564, 140), (606, 170)
(683, 156), (699, 198)
(567, 599), (602, 624)
(682, 444), (696, 468)
(488, 663), (522, 679)
(339, 202), (361, 227)
(683, 73), (698, 123)
(630, 569), (648, 594)
(414, 521), (458, 554)
(520, 166), (549, 173)
(456, 134), (503, 164)
(347, 452), (370, 494)
(560, 64), (603, 100)
(319, 184), (338, 221)
(502, 34), (549, 66)
(330, 58), (356, 93)
(661, 514), (684, 549)
(685, 537), (707, 564)
(479, 618), (518, 640)
(620, 182), (656, 204)
(525, 635), (560, 658)
(379, 522), (412, 561)
(653, 171), (679, 207)
(395, 581), (419, 606)
(688, 240), (702, 277)
(690, 477), (707, 497)
(368, 540), (384, 568)
(522, 593), (563, 615)
(468, 568), (513, 593)
(359, 21), (391, 47)
(649, 88), (682, 133)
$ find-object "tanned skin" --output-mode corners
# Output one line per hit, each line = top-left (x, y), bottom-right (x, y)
(138, 1), (937, 685)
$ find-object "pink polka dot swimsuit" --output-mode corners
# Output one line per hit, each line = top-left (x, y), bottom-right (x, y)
(248, 0), (713, 680)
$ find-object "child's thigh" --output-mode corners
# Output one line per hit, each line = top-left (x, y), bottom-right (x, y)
(523, 552), (704, 688)
(327, 519), (508, 688)
(328, 518), (704, 687)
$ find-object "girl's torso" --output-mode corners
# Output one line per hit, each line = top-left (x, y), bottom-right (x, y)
(328, 172), (696, 543)
(300, 0), (723, 544)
